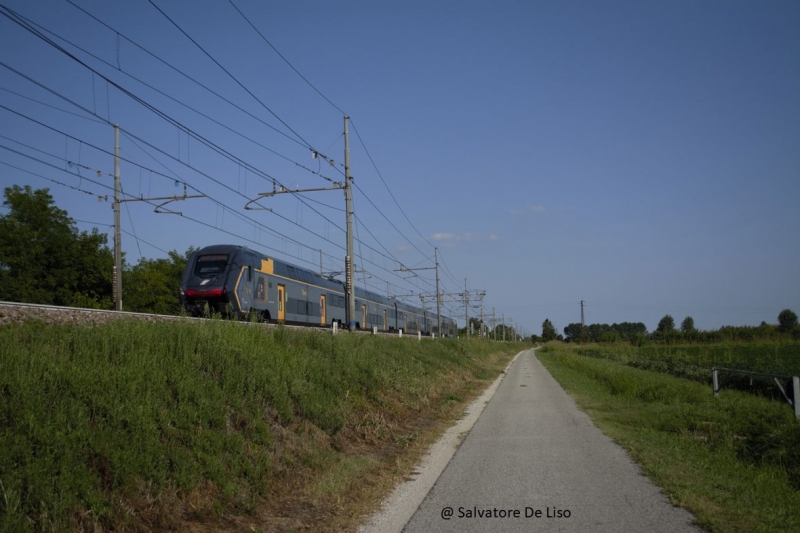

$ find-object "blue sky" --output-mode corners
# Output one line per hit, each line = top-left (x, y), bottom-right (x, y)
(0, 0), (798, 336)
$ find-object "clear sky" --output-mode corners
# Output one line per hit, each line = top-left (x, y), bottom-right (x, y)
(0, 0), (798, 336)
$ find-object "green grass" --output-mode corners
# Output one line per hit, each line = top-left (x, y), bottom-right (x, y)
(0, 319), (522, 532)
(570, 341), (800, 397)
(537, 344), (800, 533)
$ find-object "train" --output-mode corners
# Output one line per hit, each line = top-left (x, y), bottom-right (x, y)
(179, 244), (457, 337)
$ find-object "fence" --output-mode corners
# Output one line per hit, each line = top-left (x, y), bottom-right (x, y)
(712, 367), (800, 419)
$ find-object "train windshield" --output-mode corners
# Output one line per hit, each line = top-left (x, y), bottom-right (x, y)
(194, 254), (229, 277)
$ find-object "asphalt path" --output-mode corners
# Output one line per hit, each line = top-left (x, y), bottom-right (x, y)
(399, 348), (702, 533)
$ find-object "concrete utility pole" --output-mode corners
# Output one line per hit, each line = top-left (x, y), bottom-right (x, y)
(113, 125), (122, 311)
(344, 116), (356, 331)
(480, 298), (485, 337)
(464, 279), (469, 338)
(108, 124), (206, 312)
(502, 313), (506, 342)
(435, 247), (441, 335)
(581, 300), (587, 341)
(395, 246), (442, 336)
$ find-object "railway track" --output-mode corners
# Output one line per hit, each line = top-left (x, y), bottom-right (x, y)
(0, 300), (430, 338)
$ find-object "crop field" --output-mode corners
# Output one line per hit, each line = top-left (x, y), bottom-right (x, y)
(570, 341), (800, 396)
(0, 318), (521, 532)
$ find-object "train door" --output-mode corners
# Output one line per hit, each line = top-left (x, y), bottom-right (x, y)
(277, 284), (285, 321)
(361, 304), (367, 329)
(320, 295), (326, 326)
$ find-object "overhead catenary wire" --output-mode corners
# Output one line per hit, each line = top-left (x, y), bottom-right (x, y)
(144, 0), (315, 152)
(226, 0), (347, 116)
(2, 15), (404, 276)
(26, 6), (340, 185)
(0, 94), (431, 297)
(1, 2), (458, 311)
(153, 2), (451, 291)
(0, 158), (107, 201)
(221, 2), (454, 283)
(0, 63), (412, 286)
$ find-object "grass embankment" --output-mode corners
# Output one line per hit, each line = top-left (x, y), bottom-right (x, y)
(537, 343), (800, 533)
(0, 320), (522, 532)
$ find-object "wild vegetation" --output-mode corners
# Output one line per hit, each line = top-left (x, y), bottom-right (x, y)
(0, 318), (521, 532)
(568, 341), (800, 398)
(0, 185), (191, 314)
(538, 344), (800, 533)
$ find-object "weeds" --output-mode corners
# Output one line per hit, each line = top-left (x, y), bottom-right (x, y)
(538, 347), (800, 533)
(562, 341), (800, 399)
(0, 320), (520, 531)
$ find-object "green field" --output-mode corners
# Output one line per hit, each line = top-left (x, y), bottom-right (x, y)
(538, 343), (800, 533)
(570, 341), (800, 395)
(0, 319), (521, 532)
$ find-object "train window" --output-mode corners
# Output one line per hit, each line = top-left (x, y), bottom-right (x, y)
(286, 266), (298, 280)
(194, 254), (228, 277)
(296, 270), (307, 283)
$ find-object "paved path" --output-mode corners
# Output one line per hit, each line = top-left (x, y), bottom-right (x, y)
(399, 348), (701, 532)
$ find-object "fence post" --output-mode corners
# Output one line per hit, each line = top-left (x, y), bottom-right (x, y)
(794, 376), (800, 419)
(418, 331), (421, 341)
(712, 368), (719, 398)
(373, 326), (377, 335)
(399, 329), (403, 338)
(333, 321), (338, 335)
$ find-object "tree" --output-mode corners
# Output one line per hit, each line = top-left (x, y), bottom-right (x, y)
(542, 318), (558, 342)
(613, 322), (648, 341)
(656, 315), (676, 334)
(680, 316), (696, 334)
(0, 185), (112, 307)
(778, 309), (798, 333)
(563, 323), (583, 342)
(123, 248), (194, 315)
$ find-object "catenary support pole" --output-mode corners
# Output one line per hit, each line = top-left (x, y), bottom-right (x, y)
(435, 247), (441, 337)
(464, 279), (469, 338)
(113, 124), (122, 311)
(344, 116), (356, 331)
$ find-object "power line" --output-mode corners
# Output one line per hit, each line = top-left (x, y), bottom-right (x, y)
(226, 0), (347, 116)
(120, 129), (436, 295)
(36, 5), (340, 185)
(350, 118), (437, 252)
(0, 159), (108, 201)
(1, 92), (430, 296)
(0, 85), (105, 124)
(1, 3), (458, 311)
(218, 3), (450, 283)
(145, 0), (314, 150)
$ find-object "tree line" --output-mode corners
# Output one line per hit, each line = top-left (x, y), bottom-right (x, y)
(532, 309), (800, 345)
(0, 185), (191, 314)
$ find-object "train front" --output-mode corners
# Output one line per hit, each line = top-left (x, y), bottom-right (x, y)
(179, 248), (236, 317)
